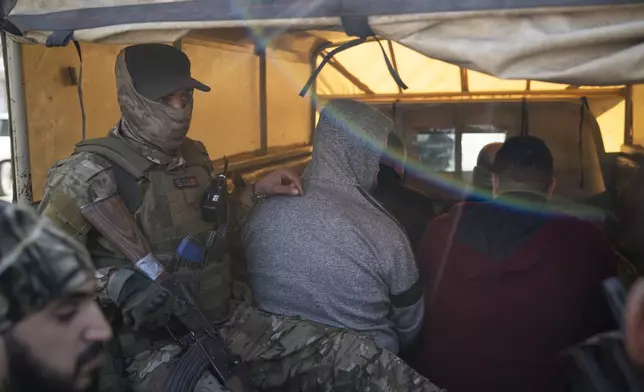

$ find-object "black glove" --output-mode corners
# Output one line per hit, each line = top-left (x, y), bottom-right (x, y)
(107, 269), (179, 331)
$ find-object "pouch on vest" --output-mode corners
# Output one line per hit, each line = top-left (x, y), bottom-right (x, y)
(74, 136), (233, 321)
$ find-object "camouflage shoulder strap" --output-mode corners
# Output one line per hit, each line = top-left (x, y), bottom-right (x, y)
(74, 137), (153, 180)
(74, 137), (154, 213)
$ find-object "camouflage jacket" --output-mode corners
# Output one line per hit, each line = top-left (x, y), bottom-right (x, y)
(38, 144), (254, 309)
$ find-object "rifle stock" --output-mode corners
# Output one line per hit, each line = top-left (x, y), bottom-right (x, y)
(80, 194), (152, 262)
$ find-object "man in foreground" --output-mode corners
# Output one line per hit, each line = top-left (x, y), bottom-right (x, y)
(0, 201), (112, 391)
(244, 99), (424, 355)
(415, 135), (616, 392)
(39, 44), (440, 391)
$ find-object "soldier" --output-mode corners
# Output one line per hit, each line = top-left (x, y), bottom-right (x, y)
(39, 44), (442, 391)
(0, 201), (112, 391)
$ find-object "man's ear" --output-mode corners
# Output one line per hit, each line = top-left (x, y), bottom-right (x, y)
(547, 177), (557, 198)
(491, 174), (500, 197)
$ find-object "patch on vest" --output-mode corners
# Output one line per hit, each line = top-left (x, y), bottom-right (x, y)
(174, 176), (199, 189)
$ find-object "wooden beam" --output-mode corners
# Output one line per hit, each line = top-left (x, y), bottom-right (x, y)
(257, 47), (268, 155)
(625, 85), (634, 145)
(460, 68), (469, 92)
(318, 87), (626, 104)
(320, 50), (374, 95)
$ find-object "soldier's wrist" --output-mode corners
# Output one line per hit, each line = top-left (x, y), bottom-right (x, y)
(251, 182), (267, 204)
(135, 253), (164, 281)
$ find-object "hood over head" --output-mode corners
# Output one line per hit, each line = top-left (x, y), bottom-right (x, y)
(114, 48), (194, 155)
(305, 100), (393, 190)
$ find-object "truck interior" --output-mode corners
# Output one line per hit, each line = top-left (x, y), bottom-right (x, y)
(1, 1), (643, 288)
(4, 27), (640, 269)
(3, 1), (644, 389)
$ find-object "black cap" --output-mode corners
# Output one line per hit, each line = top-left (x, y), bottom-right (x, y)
(494, 136), (553, 179)
(124, 44), (211, 100)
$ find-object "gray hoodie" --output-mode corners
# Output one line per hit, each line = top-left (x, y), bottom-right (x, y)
(243, 100), (424, 353)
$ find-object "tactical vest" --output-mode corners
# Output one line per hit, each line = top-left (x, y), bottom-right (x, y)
(75, 137), (232, 323)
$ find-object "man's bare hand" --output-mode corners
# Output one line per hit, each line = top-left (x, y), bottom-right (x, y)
(255, 169), (303, 197)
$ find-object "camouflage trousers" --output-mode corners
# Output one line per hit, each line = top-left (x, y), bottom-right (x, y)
(122, 302), (441, 392)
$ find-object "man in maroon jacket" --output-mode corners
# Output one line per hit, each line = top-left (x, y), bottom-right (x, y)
(415, 135), (616, 392)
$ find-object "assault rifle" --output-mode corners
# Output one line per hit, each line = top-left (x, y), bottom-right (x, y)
(80, 194), (253, 392)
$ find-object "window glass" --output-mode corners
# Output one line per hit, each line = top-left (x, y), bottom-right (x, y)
(461, 131), (507, 171)
(0, 120), (9, 137)
(413, 129), (456, 172)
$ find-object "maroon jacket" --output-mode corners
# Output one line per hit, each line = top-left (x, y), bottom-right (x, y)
(415, 194), (616, 392)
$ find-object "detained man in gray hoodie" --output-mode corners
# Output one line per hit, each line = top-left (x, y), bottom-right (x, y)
(243, 99), (424, 354)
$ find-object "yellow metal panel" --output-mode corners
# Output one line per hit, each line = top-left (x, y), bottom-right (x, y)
(23, 43), (124, 200)
(467, 70), (525, 91)
(316, 63), (364, 96)
(530, 81), (568, 90)
(332, 42), (400, 94)
(389, 42), (461, 93)
(596, 100), (625, 152)
(183, 42), (260, 158)
(266, 55), (310, 147)
(633, 85), (644, 147)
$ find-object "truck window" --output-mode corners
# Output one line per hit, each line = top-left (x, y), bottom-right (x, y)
(0, 120), (9, 137)
(461, 127), (507, 171)
(412, 126), (506, 173)
(413, 129), (456, 172)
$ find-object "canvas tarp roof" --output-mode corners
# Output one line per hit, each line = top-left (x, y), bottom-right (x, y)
(3, 1), (644, 85)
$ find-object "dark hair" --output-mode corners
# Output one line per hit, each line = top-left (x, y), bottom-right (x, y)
(476, 142), (503, 171)
(493, 136), (554, 192)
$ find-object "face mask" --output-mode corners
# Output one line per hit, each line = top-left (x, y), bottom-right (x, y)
(115, 53), (193, 155)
